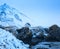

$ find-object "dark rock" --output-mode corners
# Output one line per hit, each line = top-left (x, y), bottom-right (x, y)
(46, 24), (60, 41)
(16, 27), (32, 44)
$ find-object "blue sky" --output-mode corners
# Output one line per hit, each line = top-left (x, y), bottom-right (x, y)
(0, 0), (60, 27)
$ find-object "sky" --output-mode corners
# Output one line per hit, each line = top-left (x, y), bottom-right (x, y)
(0, 0), (60, 27)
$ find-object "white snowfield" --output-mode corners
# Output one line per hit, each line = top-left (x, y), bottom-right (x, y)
(0, 28), (29, 49)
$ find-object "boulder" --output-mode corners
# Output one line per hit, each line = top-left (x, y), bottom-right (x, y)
(46, 25), (60, 41)
(16, 27), (32, 44)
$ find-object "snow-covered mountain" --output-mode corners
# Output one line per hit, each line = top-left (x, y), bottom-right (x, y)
(0, 3), (60, 49)
(0, 3), (30, 28)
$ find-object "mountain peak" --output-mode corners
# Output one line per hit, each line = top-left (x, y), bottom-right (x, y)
(0, 3), (30, 28)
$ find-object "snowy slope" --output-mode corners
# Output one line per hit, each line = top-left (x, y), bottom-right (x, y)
(0, 28), (29, 49)
(0, 3), (30, 28)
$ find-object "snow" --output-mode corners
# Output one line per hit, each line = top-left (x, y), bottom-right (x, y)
(0, 3), (31, 28)
(0, 28), (29, 49)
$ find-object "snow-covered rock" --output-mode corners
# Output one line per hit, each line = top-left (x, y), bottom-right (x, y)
(25, 23), (31, 28)
(0, 3), (30, 28)
(0, 28), (29, 49)
(30, 26), (48, 38)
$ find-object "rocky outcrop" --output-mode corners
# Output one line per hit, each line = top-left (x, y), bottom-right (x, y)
(45, 25), (60, 41)
(16, 26), (47, 46)
(16, 27), (32, 45)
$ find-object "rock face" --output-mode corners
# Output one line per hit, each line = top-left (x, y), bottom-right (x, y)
(0, 28), (29, 49)
(46, 25), (60, 41)
(16, 27), (32, 45)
